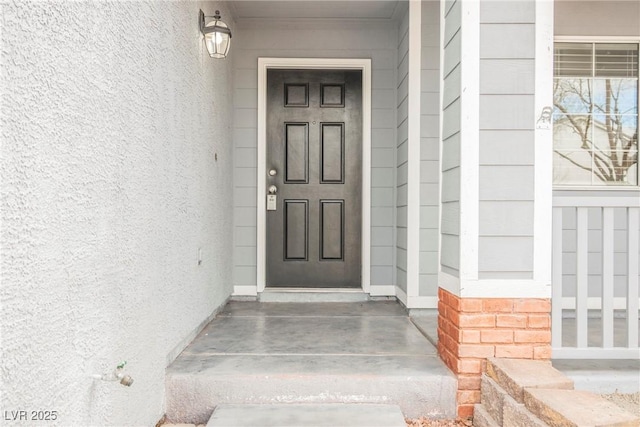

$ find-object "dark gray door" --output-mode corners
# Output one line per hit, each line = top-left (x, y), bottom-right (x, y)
(266, 69), (362, 288)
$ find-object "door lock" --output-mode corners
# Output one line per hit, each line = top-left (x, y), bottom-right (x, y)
(267, 185), (277, 211)
(269, 169), (277, 176)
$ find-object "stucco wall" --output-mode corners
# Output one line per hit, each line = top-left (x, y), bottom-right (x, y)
(231, 20), (399, 292)
(1, 1), (234, 426)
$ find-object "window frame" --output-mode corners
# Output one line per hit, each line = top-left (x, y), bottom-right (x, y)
(553, 36), (640, 191)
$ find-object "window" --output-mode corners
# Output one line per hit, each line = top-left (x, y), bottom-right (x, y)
(553, 42), (639, 186)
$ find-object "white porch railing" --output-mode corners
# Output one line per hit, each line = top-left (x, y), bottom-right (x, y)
(552, 196), (640, 359)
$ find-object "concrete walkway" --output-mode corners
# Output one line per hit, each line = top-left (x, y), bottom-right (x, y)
(165, 301), (457, 424)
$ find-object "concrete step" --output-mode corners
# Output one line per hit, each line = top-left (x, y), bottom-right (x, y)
(167, 354), (456, 424)
(205, 404), (406, 427)
(165, 301), (457, 424)
(523, 388), (640, 427)
(486, 358), (574, 403)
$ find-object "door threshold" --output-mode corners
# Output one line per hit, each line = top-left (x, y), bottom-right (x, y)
(259, 288), (369, 303)
(263, 287), (364, 293)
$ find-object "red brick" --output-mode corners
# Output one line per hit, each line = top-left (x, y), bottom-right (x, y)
(458, 344), (495, 358)
(457, 374), (482, 390)
(445, 335), (458, 354)
(458, 358), (483, 374)
(459, 313), (495, 328)
(460, 298), (483, 312)
(483, 299), (514, 313)
(442, 290), (454, 308)
(461, 329), (481, 343)
(438, 287), (445, 300)
(496, 314), (527, 328)
(514, 330), (551, 344)
(533, 345), (552, 359)
(448, 310), (461, 327)
(457, 404), (475, 419)
(528, 314), (550, 329)
(448, 293), (461, 311)
(438, 301), (447, 319)
(514, 299), (551, 313)
(494, 345), (533, 359)
(480, 329), (514, 344)
(457, 390), (481, 405)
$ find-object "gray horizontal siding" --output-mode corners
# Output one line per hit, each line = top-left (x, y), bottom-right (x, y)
(396, 6), (410, 293)
(420, 0), (441, 298)
(555, 1), (640, 37)
(477, 0), (536, 280)
(440, 0), (462, 277)
(231, 22), (399, 288)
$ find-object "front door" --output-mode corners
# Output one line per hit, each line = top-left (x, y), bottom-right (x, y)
(266, 69), (362, 288)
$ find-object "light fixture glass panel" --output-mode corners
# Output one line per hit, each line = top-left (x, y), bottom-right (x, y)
(204, 20), (231, 58)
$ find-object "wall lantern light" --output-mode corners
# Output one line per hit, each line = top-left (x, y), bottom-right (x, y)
(199, 9), (232, 59)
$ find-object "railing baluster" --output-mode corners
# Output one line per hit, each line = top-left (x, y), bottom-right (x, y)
(552, 207), (563, 349)
(553, 197), (639, 359)
(576, 207), (589, 349)
(627, 207), (639, 349)
(601, 208), (614, 348)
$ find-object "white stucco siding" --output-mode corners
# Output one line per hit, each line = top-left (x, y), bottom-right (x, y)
(232, 22), (399, 290)
(477, 0), (536, 279)
(420, 0), (441, 298)
(1, 2), (234, 425)
(441, 0), (462, 277)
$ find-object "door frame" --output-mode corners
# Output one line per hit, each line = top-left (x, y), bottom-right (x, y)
(256, 58), (372, 293)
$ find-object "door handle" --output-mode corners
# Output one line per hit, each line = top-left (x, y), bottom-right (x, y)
(268, 185), (277, 194)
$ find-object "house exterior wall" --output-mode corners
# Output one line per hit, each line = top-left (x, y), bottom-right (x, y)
(555, 0), (640, 37)
(1, 2), (235, 426)
(231, 21), (399, 292)
(554, 1), (640, 309)
(419, 0), (442, 299)
(436, 0), (553, 418)
(478, 1), (536, 279)
(397, 6), (410, 295)
(441, 0), (463, 278)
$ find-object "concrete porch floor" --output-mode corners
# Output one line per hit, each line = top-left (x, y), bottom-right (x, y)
(165, 300), (457, 424)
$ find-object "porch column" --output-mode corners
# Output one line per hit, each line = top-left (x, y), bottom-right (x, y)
(437, 0), (554, 418)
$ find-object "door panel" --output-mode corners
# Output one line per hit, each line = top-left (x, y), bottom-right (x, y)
(284, 200), (308, 260)
(320, 200), (344, 260)
(266, 69), (362, 288)
(285, 123), (309, 183)
(320, 123), (344, 183)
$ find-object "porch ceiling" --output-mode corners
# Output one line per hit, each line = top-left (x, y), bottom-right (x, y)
(227, 0), (403, 22)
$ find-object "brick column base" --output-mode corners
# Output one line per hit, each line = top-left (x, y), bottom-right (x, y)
(437, 288), (551, 419)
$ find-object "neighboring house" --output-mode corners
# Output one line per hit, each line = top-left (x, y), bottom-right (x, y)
(1, 0), (638, 425)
